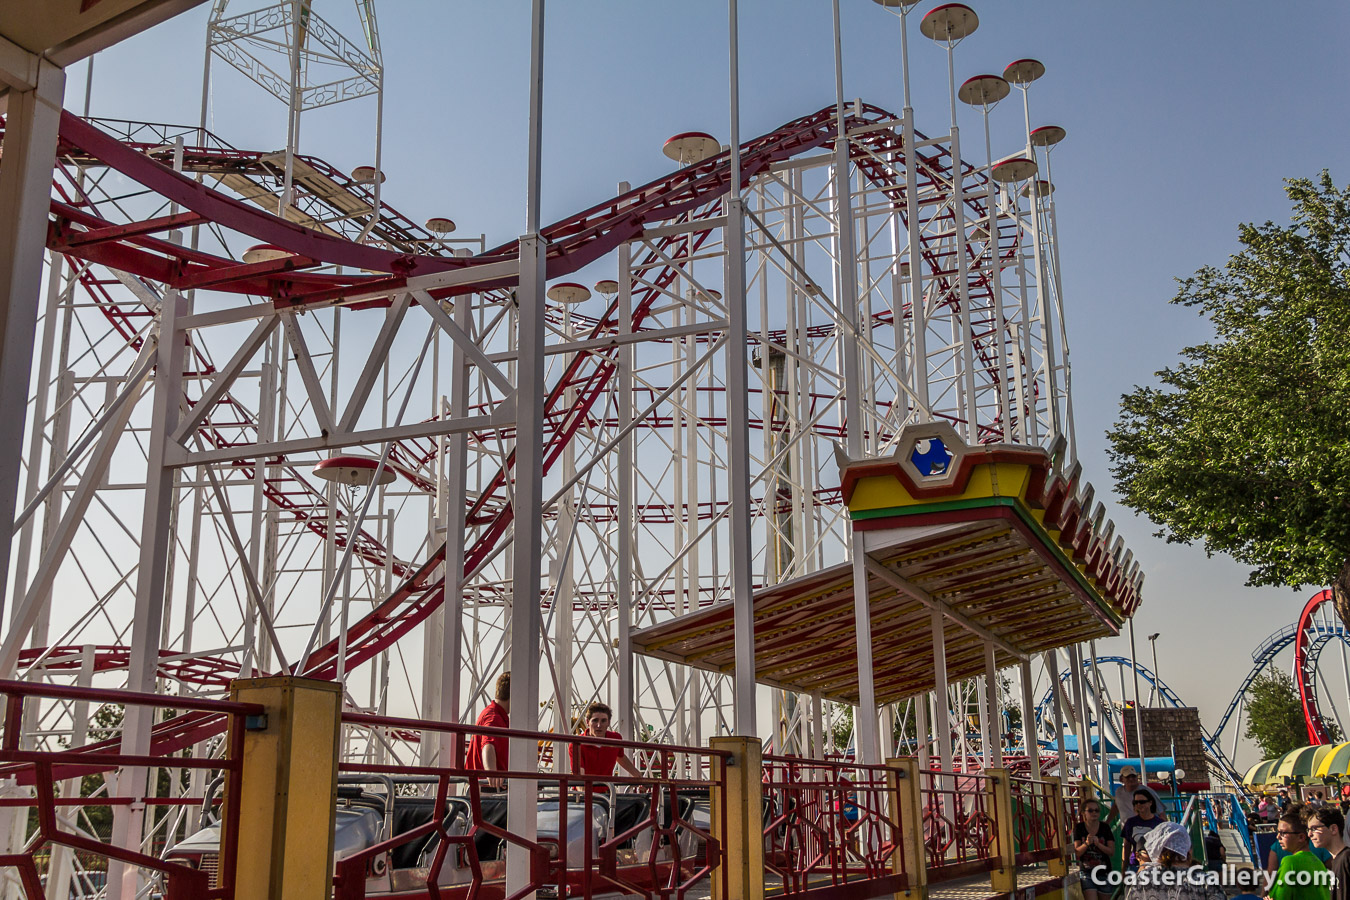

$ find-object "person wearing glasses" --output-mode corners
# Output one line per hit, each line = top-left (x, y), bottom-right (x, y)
(1270, 810), (1333, 876)
(1074, 799), (1116, 900)
(1310, 807), (1350, 900)
(1110, 767), (1165, 823)
(1270, 811), (1332, 900)
(1122, 790), (1167, 870)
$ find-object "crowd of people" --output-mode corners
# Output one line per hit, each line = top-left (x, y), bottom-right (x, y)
(465, 679), (1350, 900)
(1072, 774), (1350, 900)
(1257, 788), (1350, 824)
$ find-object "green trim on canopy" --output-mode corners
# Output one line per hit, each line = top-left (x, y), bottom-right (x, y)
(1275, 745), (1327, 781)
(1244, 757), (1279, 787)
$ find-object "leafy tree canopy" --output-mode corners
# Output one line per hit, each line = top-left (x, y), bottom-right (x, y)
(1108, 173), (1350, 609)
(1242, 670), (1337, 760)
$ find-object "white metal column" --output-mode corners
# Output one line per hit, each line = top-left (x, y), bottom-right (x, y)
(505, 1), (547, 892)
(931, 609), (953, 771)
(1068, 643), (1093, 774)
(1020, 659), (1040, 779)
(983, 642), (1002, 766)
(725, 0), (757, 736)
(1045, 649), (1069, 782)
(616, 193), (636, 738)
(0, 53), (65, 628)
(111, 287), (187, 900)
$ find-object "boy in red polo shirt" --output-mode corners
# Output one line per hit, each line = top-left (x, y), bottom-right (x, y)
(568, 701), (640, 783)
(467, 672), (511, 790)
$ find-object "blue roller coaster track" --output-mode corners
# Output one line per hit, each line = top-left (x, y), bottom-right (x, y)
(1040, 611), (1350, 785)
(1036, 656), (1245, 783)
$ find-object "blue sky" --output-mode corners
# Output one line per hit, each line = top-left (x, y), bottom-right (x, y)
(81, 1), (1350, 765)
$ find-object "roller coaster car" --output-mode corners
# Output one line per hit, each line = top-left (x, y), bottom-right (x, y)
(166, 776), (708, 897)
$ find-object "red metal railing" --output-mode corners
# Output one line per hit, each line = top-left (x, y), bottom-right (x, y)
(0, 679), (260, 899)
(919, 769), (999, 880)
(331, 711), (729, 900)
(1009, 776), (1067, 866)
(760, 755), (906, 896)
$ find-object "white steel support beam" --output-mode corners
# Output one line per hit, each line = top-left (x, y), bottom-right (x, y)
(505, 212), (545, 899)
(1068, 642), (1093, 774)
(483, 317), (728, 365)
(111, 290), (187, 900)
(1020, 658), (1040, 779)
(931, 607), (953, 772)
(280, 313), (336, 436)
(1016, 82), (1060, 440)
(976, 105), (1013, 431)
(0, 36), (40, 92)
(984, 641), (1002, 766)
(1089, 640), (1111, 787)
(616, 201), (635, 738)
(505, 0), (545, 890)
(0, 339), (155, 677)
(849, 535), (880, 764)
(412, 289), (515, 396)
(915, 692), (931, 771)
(437, 295), (472, 744)
(8, 251), (65, 665)
(175, 409), (503, 467)
(552, 323), (577, 766)
(1045, 648), (1069, 782)
(0, 53), (63, 631)
(337, 291), (411, 433)
(725, 0), (757, 738)
(832, 0), (878, 767)
(811, 693), (824, 760)
(170, 315), (278, 443)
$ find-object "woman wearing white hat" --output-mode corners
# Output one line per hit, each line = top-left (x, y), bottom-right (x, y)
(1124, 822), (1224, 900)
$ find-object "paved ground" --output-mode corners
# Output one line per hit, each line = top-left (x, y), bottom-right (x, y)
(674, 862), (1065, 899)
(928, 866), (1064, 900)
(1218, 828), (1252, 867)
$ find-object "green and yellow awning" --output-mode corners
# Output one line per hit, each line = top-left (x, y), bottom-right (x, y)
(1316, 743), (1350, 778)
(1243, 758), (1279, 787)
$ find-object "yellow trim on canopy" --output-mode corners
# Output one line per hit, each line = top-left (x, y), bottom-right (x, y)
(1312, 744), (1338, 777)
(1316, 742), (1350, 778)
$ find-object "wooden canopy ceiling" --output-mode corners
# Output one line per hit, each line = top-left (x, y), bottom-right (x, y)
(632, 422), (1142, 706)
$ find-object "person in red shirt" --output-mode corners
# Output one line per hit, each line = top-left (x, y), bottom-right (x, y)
(466, 672), (511, 790)
(568, 701), (640, 784)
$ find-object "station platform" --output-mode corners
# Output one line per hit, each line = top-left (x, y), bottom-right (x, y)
(928, 867), (1071, 900)
(699, 865), (1071, 900)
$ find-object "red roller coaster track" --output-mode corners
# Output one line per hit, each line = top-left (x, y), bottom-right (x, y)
(1296, 589), (1339, 745)
(11, 100), (1034, 778)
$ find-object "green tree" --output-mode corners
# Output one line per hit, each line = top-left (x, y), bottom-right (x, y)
(1107, 173), (1350, 622)
(1244, 671), (1320, 759)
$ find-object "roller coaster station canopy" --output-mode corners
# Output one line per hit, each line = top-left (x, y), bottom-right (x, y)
(634, 422), (1141, 705)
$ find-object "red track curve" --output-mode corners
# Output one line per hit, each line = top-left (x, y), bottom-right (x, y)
(1296, 589), (1338, 744)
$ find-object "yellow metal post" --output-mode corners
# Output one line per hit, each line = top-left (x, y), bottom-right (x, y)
(887, 757), (928, 900)
(710, 736), (765, 900)
(229, 676), (342, 900)
(1047, 779), (1070, 877)
(987, 767), (1018, 893)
